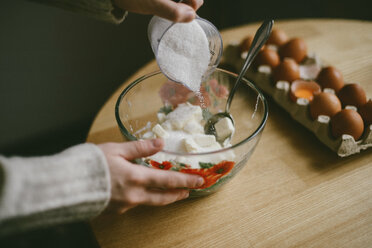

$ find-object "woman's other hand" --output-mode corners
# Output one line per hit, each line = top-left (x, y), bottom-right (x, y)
(113, 0), (204, 22)
(98, 138), (204, 214)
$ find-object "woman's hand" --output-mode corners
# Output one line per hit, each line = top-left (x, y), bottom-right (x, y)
(98, 138), (204, 214)
(113, 0), (204, 22)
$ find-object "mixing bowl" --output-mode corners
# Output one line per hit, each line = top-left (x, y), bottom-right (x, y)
(115, 68), (268, 196)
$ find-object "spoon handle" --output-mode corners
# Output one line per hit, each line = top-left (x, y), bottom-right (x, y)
(225, 19), (274, 112)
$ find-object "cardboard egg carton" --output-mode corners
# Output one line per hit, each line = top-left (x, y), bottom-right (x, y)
(222, 44), (372, 157)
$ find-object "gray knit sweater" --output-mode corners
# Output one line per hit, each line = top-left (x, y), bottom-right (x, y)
(0, 144), (111, 236)
(29, 0), (128, 24)
(0, 0), (127, 236)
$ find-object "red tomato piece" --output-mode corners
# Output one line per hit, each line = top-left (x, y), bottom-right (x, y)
(208, 79), (229, 98)
(180, 168), (222, 189)
(209, 161), (234, 176)
(187, 86), (211, 108)
(150, 160), (173, 170)
(159, 81), (191, 107)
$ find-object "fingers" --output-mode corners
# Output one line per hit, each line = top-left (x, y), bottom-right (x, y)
(182, 0), (204, 10)
(151, 0), (199, 22)
(144, 188), (190, 206)
(104, 200), (136, 215)
(111, 187), (189, 213)
(119, 139), (164, 160)
(135, 166), (205, 189)
(113, 0), (204, 22)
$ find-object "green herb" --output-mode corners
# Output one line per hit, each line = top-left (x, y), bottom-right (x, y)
(169, 88), (176, 96)
(135, 158), (151, 167)
(199, 162), (214, 169)
(187, 97), (196, 105)
(159, 105), (173, 115)
(202, 109), (213, 120)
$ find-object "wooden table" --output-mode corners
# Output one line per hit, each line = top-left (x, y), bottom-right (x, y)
(88, 19), (372, 248)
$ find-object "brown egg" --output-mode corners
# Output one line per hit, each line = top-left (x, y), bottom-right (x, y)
(272, 58), (300, 83)
(254, 48), (280, 68)
(337, 83), (367, 108)
(359, 99), (372, 126)
(239, 36), (265, 53)
(239, 35), (265, 53)
(239, 36), (253, 53)
(267, 29), (289, 46)
(278, 38), (307, 63)
(316, 66), (344, 92)
(309, 92), (342, 120)
(331, 109), (364, 140)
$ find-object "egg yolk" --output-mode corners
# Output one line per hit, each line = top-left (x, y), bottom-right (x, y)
(294, 89), (314, 101)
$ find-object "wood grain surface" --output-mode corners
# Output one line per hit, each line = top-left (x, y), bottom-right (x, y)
(88, 19), (372, 248)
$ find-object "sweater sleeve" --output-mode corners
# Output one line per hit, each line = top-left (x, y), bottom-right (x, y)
(0, 143), (111, 236)
(28, 0), (128, 24)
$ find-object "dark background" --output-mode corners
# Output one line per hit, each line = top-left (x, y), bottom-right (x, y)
(0, 0), (371, 247)
(1, 0), (371, 157)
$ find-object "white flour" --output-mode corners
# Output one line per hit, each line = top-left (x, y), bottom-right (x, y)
(157, 20), (211, 92)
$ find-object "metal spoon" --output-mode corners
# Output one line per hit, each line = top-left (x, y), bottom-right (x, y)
(204, 19), (274, 143)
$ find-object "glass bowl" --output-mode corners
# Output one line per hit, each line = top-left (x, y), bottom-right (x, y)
(115, 68), (268, 196)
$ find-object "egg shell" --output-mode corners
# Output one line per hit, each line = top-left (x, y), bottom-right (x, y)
(309, 92), (342, 120)
(289, 80), (321, 102)
(279, 38), (307, 63)
(337, 83), (367, 108)
(267, 29), (288, 46)
(272, 58), (300, 83)
(331, 109), (364, 140)
(316, 66), (344, 92)
(359, 99), (372, 126)
(254, 48), (280, 68)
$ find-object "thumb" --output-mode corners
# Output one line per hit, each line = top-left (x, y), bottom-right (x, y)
(119, 139), (164, 160)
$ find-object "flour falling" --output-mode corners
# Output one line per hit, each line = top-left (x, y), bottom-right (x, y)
(157, 20), (211, 92)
